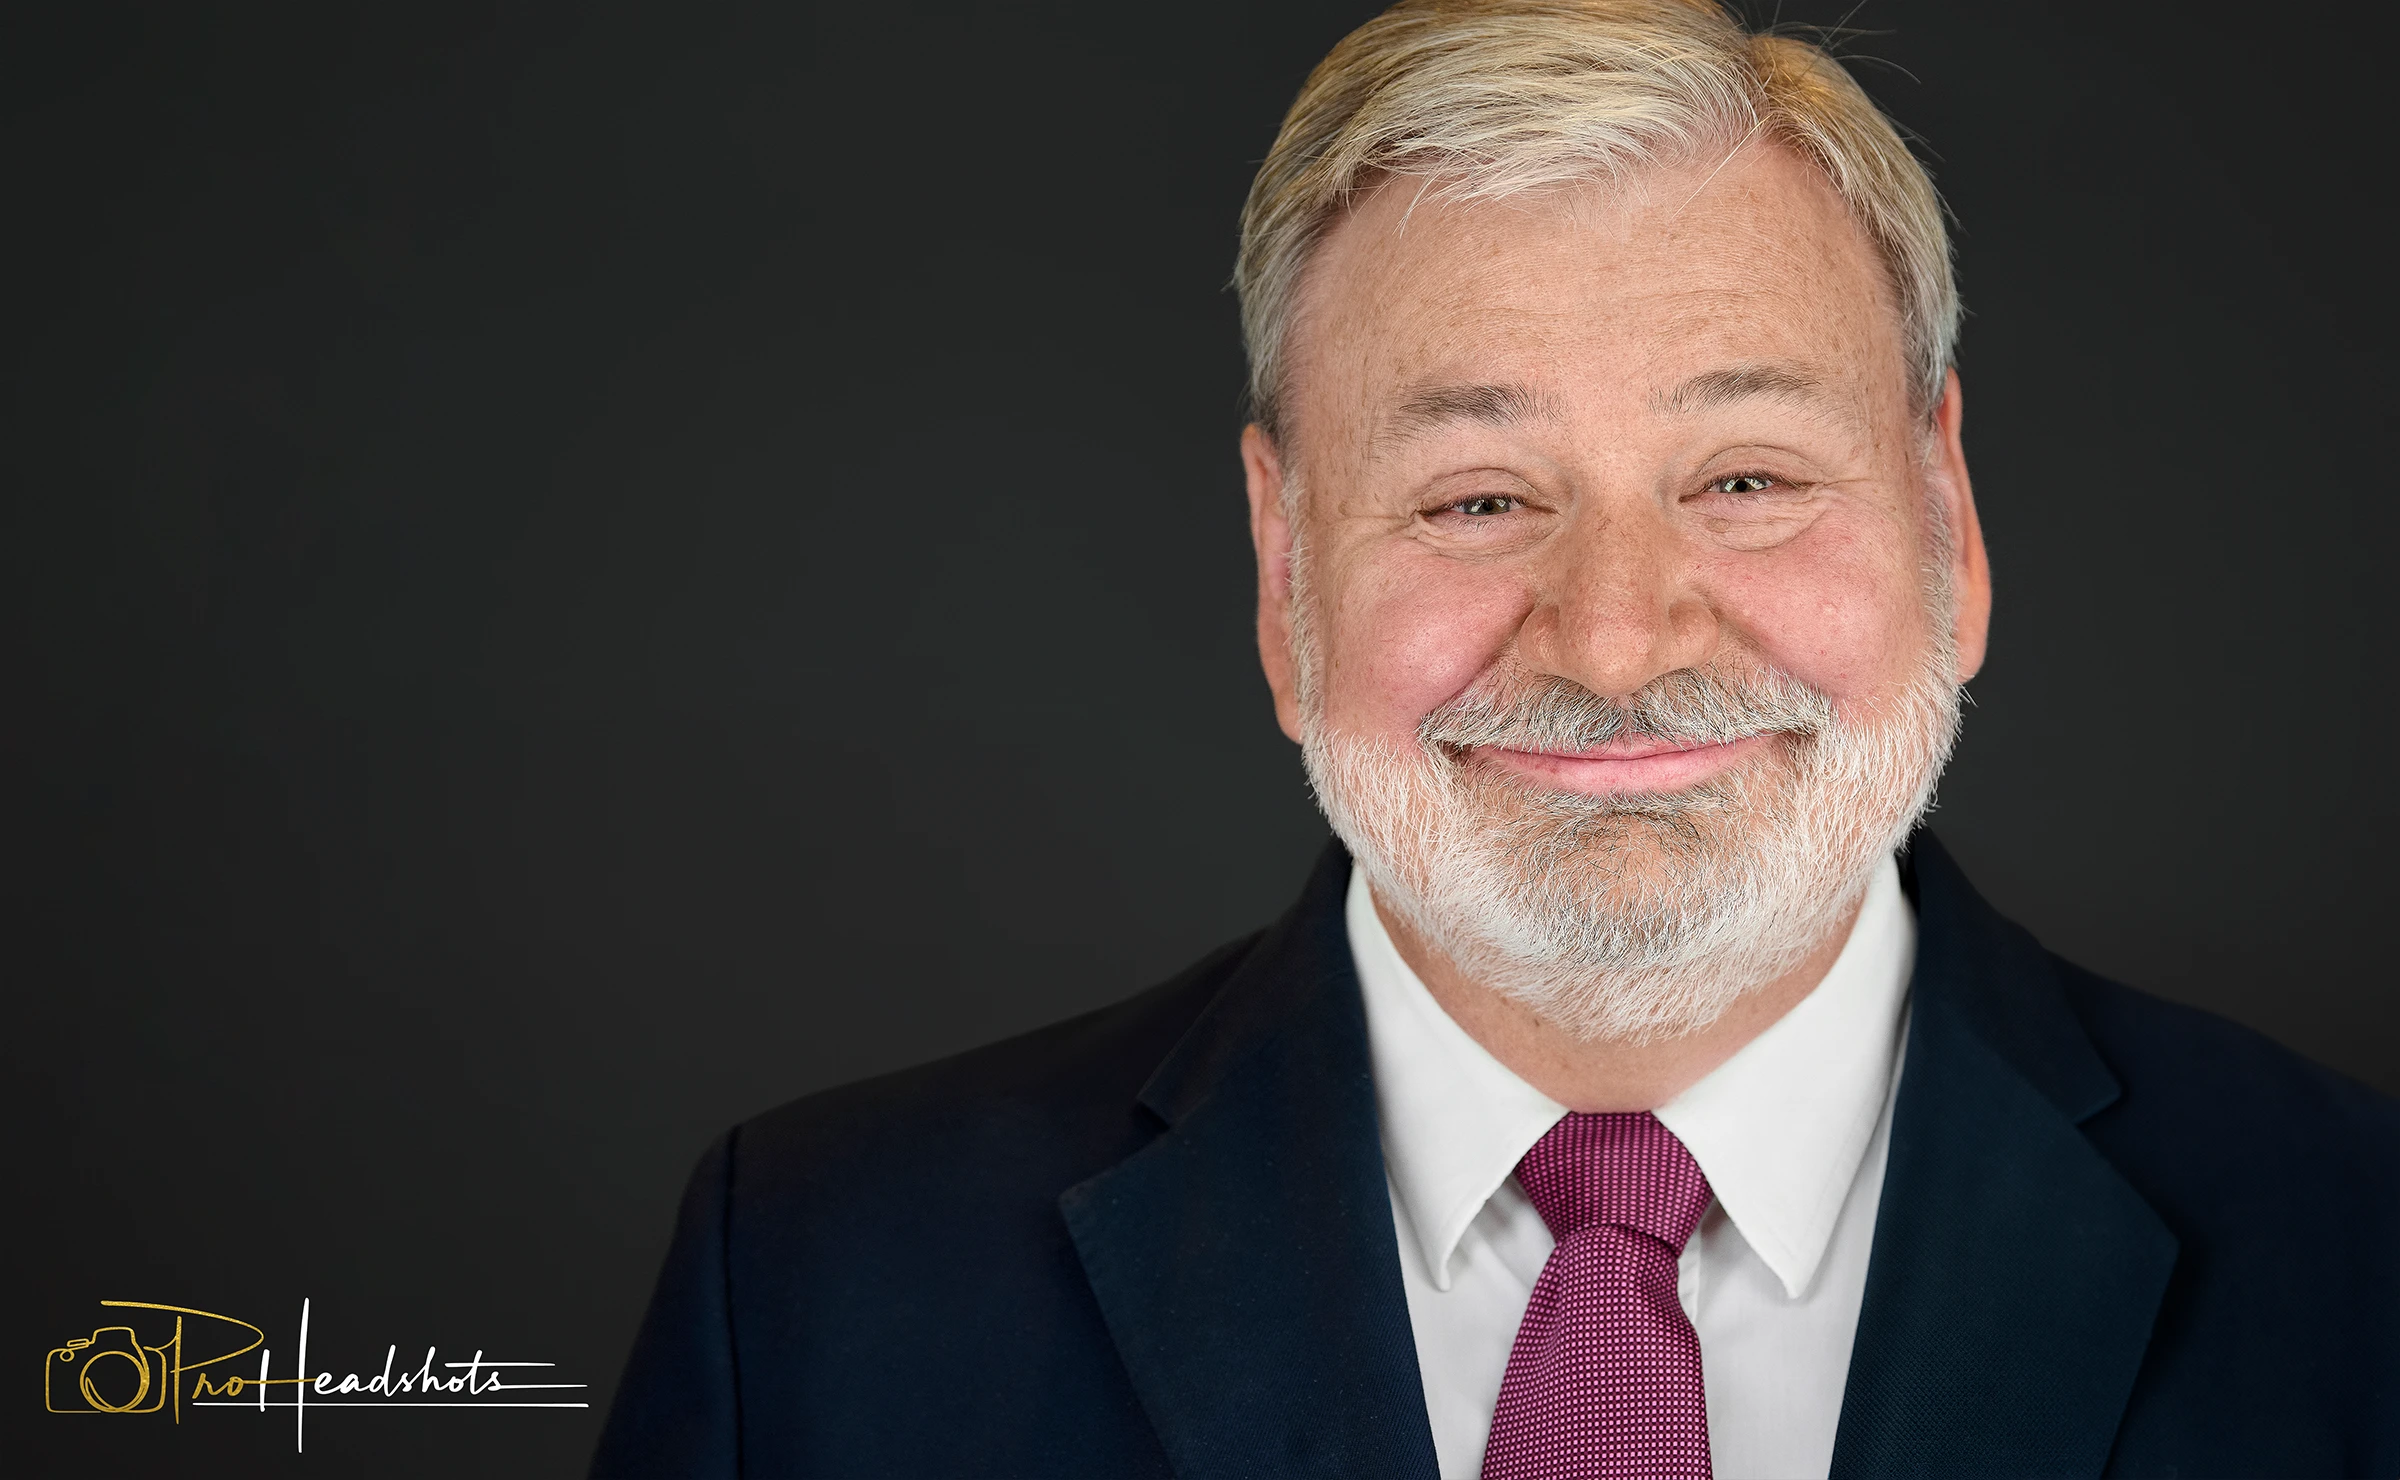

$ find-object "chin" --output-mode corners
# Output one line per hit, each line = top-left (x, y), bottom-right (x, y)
(1302, 685), (1957, 1043)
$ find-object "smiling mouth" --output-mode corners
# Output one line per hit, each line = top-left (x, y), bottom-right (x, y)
(1474, 732), (1774, 796)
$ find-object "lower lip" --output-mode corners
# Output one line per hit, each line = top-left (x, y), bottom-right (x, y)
(1475, 734), (1772, 795)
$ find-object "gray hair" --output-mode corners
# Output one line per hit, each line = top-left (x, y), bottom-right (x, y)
(1235, 0), (1960, 438)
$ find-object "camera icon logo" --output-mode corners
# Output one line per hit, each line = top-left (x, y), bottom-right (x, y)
(46, 1325), (171, 1414)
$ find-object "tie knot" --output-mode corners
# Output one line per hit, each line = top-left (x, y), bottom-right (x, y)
(1514, 1111), (1712, 1252)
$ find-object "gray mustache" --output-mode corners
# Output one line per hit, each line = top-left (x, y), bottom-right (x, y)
(1417, 666), (1836, 753)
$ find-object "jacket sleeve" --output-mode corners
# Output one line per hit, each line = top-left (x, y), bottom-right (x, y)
(591, 1131), (740, 1478)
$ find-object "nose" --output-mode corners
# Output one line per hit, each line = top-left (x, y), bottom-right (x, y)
(1515, 503), (1718, 698)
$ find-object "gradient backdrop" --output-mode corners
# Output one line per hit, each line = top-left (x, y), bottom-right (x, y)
(7, 1), (2392, 1475)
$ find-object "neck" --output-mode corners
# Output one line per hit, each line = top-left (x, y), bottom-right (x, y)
(1372, 889), (1865, 1113)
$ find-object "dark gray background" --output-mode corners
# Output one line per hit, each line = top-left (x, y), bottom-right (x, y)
(6, 1), (2391, 1475)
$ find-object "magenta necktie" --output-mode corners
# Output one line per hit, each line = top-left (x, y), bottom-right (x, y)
(1479, 1112), (1715, 1480)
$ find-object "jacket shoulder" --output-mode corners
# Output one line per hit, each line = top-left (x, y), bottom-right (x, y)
(2048, 961), (2400, 1464)
(2056, 958), (2400, 1158)
(591, 928), (1260, 1480)
(730, 928), (1261, 1197)
(2054, 956), (2400, 1294)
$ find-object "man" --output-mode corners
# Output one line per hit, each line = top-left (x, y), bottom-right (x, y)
(594, 1), (2400, 1474)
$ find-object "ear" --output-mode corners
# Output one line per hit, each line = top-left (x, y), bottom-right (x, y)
(1243, 424), (1305, 743)
(1929, 370), (1991, 682)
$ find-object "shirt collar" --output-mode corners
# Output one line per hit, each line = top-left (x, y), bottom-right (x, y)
(1352, 854), (1914, 1299)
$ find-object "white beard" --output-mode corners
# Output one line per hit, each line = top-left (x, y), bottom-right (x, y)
(1293, 557), (1962, 1044)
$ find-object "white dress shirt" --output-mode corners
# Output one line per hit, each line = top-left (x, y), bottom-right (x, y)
(1350, 857), (1915, 1480)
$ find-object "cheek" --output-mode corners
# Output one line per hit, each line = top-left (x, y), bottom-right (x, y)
(1316, 548), (1530, 737)
(1708, 519), (1929, 700)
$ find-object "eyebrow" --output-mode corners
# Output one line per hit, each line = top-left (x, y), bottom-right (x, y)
(1652, 362), (1834, 417)
(1368, 363), (1845, 452)
(1372, 380), (1560, 451)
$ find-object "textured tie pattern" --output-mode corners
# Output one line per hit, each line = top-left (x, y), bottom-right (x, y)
(1479, 1112), (1714, 1480)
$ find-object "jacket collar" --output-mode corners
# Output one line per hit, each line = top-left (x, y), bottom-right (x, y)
(1060, 843), (1440, 1480)
(1830, 833), (2178, 1476)
(1064, 834), (2177, 1478)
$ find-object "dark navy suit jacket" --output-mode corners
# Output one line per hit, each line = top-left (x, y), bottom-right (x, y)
(592, 836), (2400, 1477)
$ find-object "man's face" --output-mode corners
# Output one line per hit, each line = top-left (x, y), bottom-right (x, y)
(1246, 144), (1990, 1040)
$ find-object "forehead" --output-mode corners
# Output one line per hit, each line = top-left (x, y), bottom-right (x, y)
(1284, 146), (1907, 446)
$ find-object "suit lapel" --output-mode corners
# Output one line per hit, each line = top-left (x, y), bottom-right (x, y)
(1831, 836), (2178, 1477)
(1064, 833), (2173, 1476)
(1061, 845), (1439, 1480)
